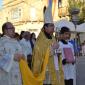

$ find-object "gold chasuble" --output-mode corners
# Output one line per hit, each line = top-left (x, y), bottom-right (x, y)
(19, 30), (64, 85)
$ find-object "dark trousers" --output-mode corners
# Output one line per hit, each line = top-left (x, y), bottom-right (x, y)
(27, 55), (32, 69)
(65, 79), (73, 85)
(43, 84), (51, 85)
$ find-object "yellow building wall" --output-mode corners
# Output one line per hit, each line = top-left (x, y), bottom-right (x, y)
(0, 0), (69, 35)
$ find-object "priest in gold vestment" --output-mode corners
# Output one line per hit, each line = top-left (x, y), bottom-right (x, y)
(19, 5), (64, 85)
(32, 6), (64, 85)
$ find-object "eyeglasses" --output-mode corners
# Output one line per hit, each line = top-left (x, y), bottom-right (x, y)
(6, 27), (15, 29)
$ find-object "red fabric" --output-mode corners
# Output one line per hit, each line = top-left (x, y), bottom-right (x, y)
(63, 48), (74, 63)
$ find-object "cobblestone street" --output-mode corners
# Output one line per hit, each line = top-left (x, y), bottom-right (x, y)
(76, 56), (85, 85)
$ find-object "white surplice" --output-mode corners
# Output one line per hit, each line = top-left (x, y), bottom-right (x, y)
(59, 41), (75, 80)
(0, 35), (23, 85)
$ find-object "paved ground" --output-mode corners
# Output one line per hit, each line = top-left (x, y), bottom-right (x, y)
(76, 56), (85, 85)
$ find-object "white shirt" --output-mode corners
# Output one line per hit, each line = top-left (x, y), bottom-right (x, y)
(82, 45), (85, 55)
(20, 38), (32, 59)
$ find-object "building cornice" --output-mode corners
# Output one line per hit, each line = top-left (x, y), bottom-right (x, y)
(3, 0), (25, 9)
(3, 0), (17, 6)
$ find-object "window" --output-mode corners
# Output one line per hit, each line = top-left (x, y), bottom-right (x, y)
(11, 8), (22, 19)
(58, 0), (62, 8)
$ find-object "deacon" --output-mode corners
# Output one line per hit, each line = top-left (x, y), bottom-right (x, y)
(0, 22), (24, 85)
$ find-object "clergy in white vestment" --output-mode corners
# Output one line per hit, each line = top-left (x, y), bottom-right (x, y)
(0, 22), (25, 85)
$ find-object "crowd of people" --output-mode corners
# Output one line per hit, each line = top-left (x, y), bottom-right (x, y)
(0, 5), (82, 85)
(0, 22), (76, 85)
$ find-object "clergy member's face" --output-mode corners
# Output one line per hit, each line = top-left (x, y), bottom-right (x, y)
(5, 23), (15, 38)
(45, 23), (54, 35)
